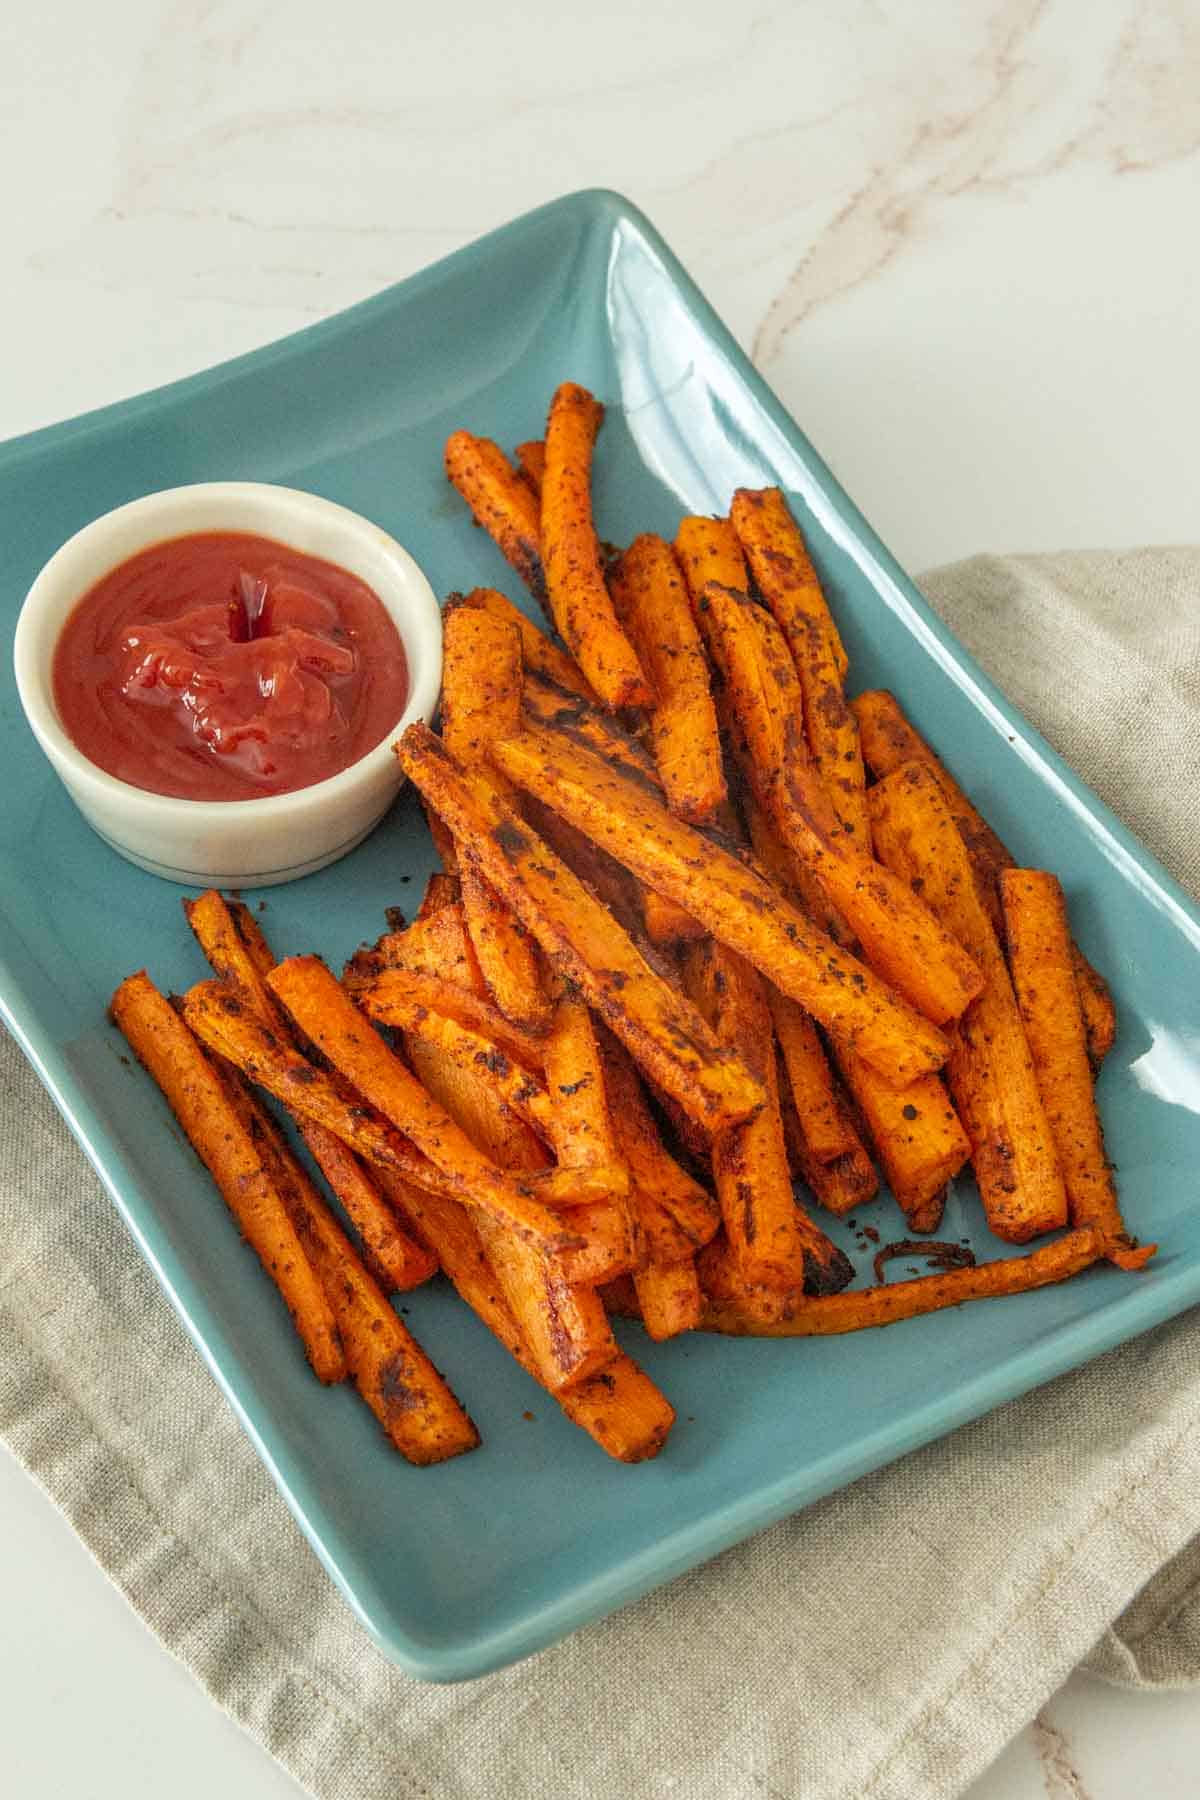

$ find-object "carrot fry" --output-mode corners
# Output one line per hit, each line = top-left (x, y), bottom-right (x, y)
(441, 604), (525, 767)
(1000, 869), (1152, 1269)
(634, 1255), (702, 1341)
(345, 967), (546, 1072)
(599, 1035), (721, 1252)
(423, 814), (462, 887)
(457, 865), (551, 1036)
(674, 514), (751, 604)
(641, 892), (707, 947)
(543, 992), (623, 1177)
(487, 721), (951, 1086)
(609, 534), (726, 823)
(440, 603), (553, 1035)
(521, 671), (661, 786)
(444, 430), (547, 607)
(701, 1227), (1104, 1336)
(790, 611), (871, 849)
(397, 724), (764, 1129)
(541, 381), (653, 709)
(111, 973), (345, 1385)
(869, 764), (1068, 1242)
(382, 1001), (553, 1138)
(767, 987), (857, 1166)
(187, 893), (438, 1294)
(851, 688), (1116, 1067)
(834, 1050), (969, 1233)
(462, 588), (596, 702)
(365, 903), (485, 994)
(220, 1071), (477, 1461)
(554, 1197), (638, 1285)
(778, 1066), (880, 1218)
(744, 790), (852, 948)
(730, 486), (848, 680)
(377, 1174), (671, 1460)
(514, 439), (546, 498)
(683, 941), (854, 1295)
(266, 956), (577, 1253)
(697, 581), (983, 1026)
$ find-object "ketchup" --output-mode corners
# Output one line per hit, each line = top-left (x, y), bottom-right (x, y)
(52, 532), (409, 801)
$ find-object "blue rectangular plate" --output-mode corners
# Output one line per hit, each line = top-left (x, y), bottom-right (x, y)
(2, 190), (1197, 1682)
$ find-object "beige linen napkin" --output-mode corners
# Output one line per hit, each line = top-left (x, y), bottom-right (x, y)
(2, 548), (1198, 1800)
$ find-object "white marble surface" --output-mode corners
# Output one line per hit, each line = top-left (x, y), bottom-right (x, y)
(2, 1), (1198, 1794)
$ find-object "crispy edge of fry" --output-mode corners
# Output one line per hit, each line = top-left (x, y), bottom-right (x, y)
(683, 941), (855, 1296)
(868, 763), (1069, 1243)
(1000, 869), (1152, 1269)
(851, 687), (1117, 1067)
(609, 534), (726, 823)
(488, 720), (951, 1088)
(766, 986), (857, 1166)
(191, 894), (438, 1294)
(266, 955), (577, 1253)
(220, 1069), (478, 1461)
(444, 430), (547, 605)
(462, 587), (596, 702)
(387, 1000), (554, 1140)
(600, 1033), (721, 1252)
(541, 381), (653, 709)
(397, 723), (765, 1130)
(776, 1058), (880, 1218)
(730, 485), (849, 680)
(375, 1177), (669, 1459)
(514, 438), (546, 498)
(346, 966), (547, 1071)
(111, 972), (345, 1385)
(703, 1227), (1105, 1336)
(543, 992), (623, 1175)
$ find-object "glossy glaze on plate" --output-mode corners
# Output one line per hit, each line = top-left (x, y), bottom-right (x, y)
(1, 190), (1197, 1681)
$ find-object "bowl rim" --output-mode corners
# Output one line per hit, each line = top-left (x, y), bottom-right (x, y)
(12, 480), (442, 821)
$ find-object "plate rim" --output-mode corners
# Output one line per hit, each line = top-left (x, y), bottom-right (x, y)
(3, 185), (1200, 1682)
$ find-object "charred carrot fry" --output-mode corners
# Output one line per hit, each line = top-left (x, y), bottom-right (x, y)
(1000, 869), (1151, 1269)
(111, 973), (345, 1385)
(683, 941), (854, 1295)
(514, 439), (546, 498)
(541, 382), (653, 709)
(730, 486), (848, 680)
(397, 724), (764, 1130)
(404, 1035), (549, 1174)
(701, 1227), (1104, 1336)
(266, 956), (576, 1253)
(422, 814), (461, 887)
(777, 1063), (879, 1218)
(186, 893), (438, 1294)
(461, 588), (596, 702)
(869, 764), (1068, 1242)
(609, 534), (726, 823)
(766, 986), (858, 1166)
(486, 722), (951, 1086)
(674, 514), (751, 604)
(377, 1174), (672, 1460)
(696, 582), (983, 1026)
(220, 1070), (477, 1461)
(345, 967), (546, 1072)
(851, 688), (1116, 1067)
(554, 1196), (638, 1285)
(521, 671), (661, 786)
(444, 431), (547, 606)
